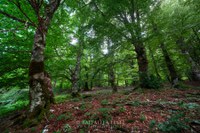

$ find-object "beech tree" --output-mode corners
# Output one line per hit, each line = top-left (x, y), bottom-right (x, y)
(0, 0), (61, 120)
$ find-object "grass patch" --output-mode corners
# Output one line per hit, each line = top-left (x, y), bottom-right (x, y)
(55, 94), (71, 103)
(101, 99), (109, 106)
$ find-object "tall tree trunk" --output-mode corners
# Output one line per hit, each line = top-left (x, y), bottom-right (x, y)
(109, 66), (117, 93)
(29, 27), (51, 119)
(134, 43), (149, 87)
(0, 0), (61, 123)
(107, 39), (117, 92)
(176, 37), (200, 81)
(28, 0), (60, 121)
(133, 8), (149, 87)
(160, 43), (179, 87)
(71, 49), (82, 97)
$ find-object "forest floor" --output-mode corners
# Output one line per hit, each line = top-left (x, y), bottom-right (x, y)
(1, 83), (200, 133)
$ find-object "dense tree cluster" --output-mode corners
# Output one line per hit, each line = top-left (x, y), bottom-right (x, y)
(0, 0), (199, 122)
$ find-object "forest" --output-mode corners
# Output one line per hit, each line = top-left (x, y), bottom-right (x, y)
(0, 0), (200, 132)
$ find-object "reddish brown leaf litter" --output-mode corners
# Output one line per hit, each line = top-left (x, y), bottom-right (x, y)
(4, 86), (200, 133)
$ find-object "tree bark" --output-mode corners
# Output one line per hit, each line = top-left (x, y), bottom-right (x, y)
(0, 0), (61, 123)
(71, 48), (82, 97)
(29, 27), (49, 118)
(28, 0), (60, 120)
(109, 66), (117, 93)
(107, 39), (117, 92)
(160, 43), (179, 87)
(133, 8), (149, 87)
(134, 43), (149, 87)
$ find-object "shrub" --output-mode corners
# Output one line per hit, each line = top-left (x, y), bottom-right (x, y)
(141, 74), (162, 89)
(157, 113), (189, 132)
(139, 114), (146, 122)
(98, 108), (112, 121)
(57, 113), (72, 121)
(63, 124), (72, 132)
(125, 119), (135, 123)
(131, 100), (141, 107)
(101, 99), (109, 106)
(79, 102), (87, 111)
(90, 108), (112, 121)
(119, 106), (126, 113)
(149, 120), (157, 132)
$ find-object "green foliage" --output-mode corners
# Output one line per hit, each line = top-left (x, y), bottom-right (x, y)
(118, 106), (126, 113)
(139, 114), (146, 122)
(149, 120), (157, 132)
(79, 102), (92, 111)
(57, 114), (66, 121)
(158, 113), (189, 132)
(181, 103), (200, 109)
(125, 119), (135, 123)
(101, 99), (109, 106)
(0, 88), (29, 117)
(55, 94), (71, 103)
(141, 74), (162, 89)
(82, 94), (93, 99)
(63, 124), (72, 132)
(98, 108), (112, 121)
(90, 108), (112, 121)
(57, 113), (72, 121)
(130, 100), (141, 107)
(31, 127), (36, 132)
(49, 114), (56, 119)
(71, 98), (81, 102)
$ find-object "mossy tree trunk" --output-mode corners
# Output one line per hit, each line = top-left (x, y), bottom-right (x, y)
(71, 44), (82, 97)
(28, 0), (61, 120)
(109, 66), (117, 93)
(0, 0), (60, 123)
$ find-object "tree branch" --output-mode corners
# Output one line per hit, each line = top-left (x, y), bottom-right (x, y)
(9, 0), (36, 27)
(0, 10), (35, 27)
(92, 1), (131, 42)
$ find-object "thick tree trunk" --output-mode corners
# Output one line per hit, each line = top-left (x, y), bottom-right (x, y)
(28, 0), (60, 121)
(160, 43), (179, 87)
(29, 28), (51, 119)
(134, 43), (148, 87)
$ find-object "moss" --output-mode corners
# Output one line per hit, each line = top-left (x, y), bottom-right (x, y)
(24, 100), (50, 128)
